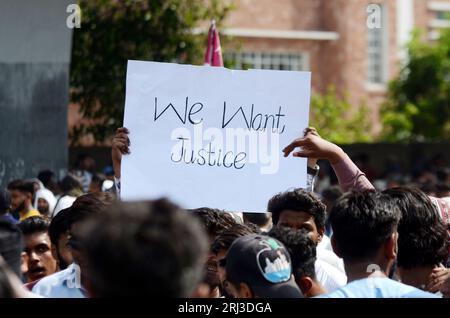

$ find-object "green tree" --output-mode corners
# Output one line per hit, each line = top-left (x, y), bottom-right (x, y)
(381, 29), (450, 142)
(70, 0), (233, 145)
(310, 87), (373, 144)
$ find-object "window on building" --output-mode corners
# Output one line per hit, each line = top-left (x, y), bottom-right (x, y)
(224, 52), (308, 71)
(436, 11), (450, 20)
(367, 5), (387, 85)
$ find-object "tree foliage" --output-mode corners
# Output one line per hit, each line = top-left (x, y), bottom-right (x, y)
(70, 0), (233, 145)
(310, 87), (373, 144)
(381, 29), (450, 142)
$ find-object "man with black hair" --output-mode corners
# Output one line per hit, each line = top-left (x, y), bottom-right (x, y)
(7, 180), (40, 221)
(81, 199), (208, 297)
(383, 187), (449, 291)
(37, 170), (60, 196)
(32, 192), (114, 297)
(269, 226), (326, 297)
(52, 174), (83, 217)
(268, 188), (346, 292)
(48, 208), (73, 270)
(0, 221), (23, 279)
(18, 217), (57, 284)
(243, 212), (272, 233)
(192, 207), (237, 298)
(0, 189), (17, 224)
(322, 191), (437, 298)
(225, 234), (303, 298)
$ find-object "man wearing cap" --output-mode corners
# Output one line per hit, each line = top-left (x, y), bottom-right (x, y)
(224, 234), (303, 298)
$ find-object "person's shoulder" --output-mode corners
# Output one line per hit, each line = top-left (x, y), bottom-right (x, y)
(373, 278), (440, 298)
(392, 281), (441, 298)
(32, 266), (73, 294)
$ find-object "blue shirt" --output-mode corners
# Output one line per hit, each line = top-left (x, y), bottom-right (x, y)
(0, 213), (18, 224)
(32, 263), (86, 298)
(319, 277), (440, 298)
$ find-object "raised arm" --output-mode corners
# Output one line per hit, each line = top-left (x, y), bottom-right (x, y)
(111, 127), (131, 194)
(283, 128), (374, 192)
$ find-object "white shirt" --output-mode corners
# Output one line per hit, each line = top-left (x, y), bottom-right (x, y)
(32, 263), (86, 298)
(315, 258), (347, 292)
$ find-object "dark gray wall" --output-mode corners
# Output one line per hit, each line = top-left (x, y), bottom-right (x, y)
(0, 0), (73, 187)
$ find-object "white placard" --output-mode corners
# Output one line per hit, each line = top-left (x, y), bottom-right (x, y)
(121, 60), (311, 212)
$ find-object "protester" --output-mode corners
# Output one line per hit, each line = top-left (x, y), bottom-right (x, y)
(224, 234), (303, 298)
(34, 188), (56, 217)
(72, 154), (96, 193)
(79, 199), (208, 297)
(282, 129), (450, 231)
(37, 170), (60, 196)
(7, 180), (40, 221)
(0, 189), (17, 224)
(48, 208), (73, 270)
(18, 217), (57, 285)
(192, 207), (237, 298)
(320, 186), (342, 236)
(383, 187), (449, 291)
(32, 192), (114, 297)
(322, 191), (437, 298)
(211, 223), (260, 296)
(268, 188), (347, 291)
(269, 226), (326, 297)
(88, 173), (105, 193)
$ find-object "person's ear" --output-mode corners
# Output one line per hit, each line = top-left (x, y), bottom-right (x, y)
(331, 235), (342, 258)
(384, 232), (398, 261)
(296, 276), (313, 297)
(239, 282), (253, 298)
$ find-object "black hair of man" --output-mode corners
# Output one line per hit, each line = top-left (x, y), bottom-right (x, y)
(58, 174), (82, 194)
(7, 180), (34, 196)
(268, 188), (326, 229)
(329, 191), (401, 263)
(268, 226), (317, 281)
(211, 223), (261, 255)
(18, 216), (49, 236)
(191, 207), (237, 238)
(243, 212), (272, 228)
(81, 198), (208, 297)
(383, 187), (448, 269)
(67, 192), (115, 229)
(48, 208), (70, 246)
(321, 186), (343, 205)
(0, 221), (24, 278)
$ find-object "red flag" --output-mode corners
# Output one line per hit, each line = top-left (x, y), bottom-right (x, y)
(204, 20), (223, 67)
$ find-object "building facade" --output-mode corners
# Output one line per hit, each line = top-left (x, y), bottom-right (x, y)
(222, 0), (450, 134)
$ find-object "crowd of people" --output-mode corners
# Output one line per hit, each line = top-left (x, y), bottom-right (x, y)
(0, 127), (449, 298)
